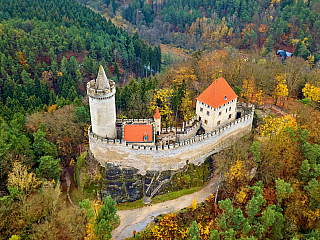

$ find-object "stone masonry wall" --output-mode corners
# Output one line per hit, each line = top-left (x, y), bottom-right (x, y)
(176, 122), (201, 142)
(89, 105), (254, 175)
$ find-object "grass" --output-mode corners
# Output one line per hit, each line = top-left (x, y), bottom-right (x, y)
(116, 199), (145, 211)
(116, 184), (206, 211)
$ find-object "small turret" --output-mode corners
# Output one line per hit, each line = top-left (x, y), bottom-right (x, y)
(87, 65), (116, 139)
(154, 107), (161, 135)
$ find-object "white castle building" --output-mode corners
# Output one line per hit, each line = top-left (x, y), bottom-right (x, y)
(87, 66), (254, 174)
(196, 77), (237, 133)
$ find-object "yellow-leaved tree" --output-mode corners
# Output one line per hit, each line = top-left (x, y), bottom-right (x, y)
(223, 159), (249, 196)
(210, 17), (231, 47)
(307, 54), (315, 69)
(191, 197), (197, 210)
(302, 83), (320, 102)
(149, 89), (173, 127)
(257, 115), (299, 184)
(79, 199), (102, 240)
(241, 77), (254, 103)
(151, 213), (188, 239)
(258, 115), (297, 139)
(8, 161), (41, 194)
(172, 67), (197, 85)
(274, 75), (288, 107)
(255, 88), (264, 106)
(180, 91), (194, 121)
(225, 159), (247, 183)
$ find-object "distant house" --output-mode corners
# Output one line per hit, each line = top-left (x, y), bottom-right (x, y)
(196, 78), (237, 133)
(276, 50), (292, 62)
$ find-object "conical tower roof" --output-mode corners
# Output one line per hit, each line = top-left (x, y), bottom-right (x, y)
(96, 65), (110, 90)
(154, 107), (161, 119)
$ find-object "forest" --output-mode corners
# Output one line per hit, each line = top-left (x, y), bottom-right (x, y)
(0, 0), (160, 238)
(83, 0), (320, 62)
(1, 0), (320, 238)
(122, 51), (320, 239)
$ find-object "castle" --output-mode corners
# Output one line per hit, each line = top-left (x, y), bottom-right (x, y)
(87, 66), (254, 175)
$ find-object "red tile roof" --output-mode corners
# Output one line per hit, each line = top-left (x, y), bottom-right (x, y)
(154, 107), (161, 119)
(196, 78), (237, 108)
(124, 124), (153, 143)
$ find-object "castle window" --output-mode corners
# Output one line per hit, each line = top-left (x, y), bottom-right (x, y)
(200, 107), (203, 112)
(219, 111), (221, 116)
(219, 106), (221, 109)
(226, 109), (227, 113)
(204, 120), (208, 124)
(217, 121), (221, 125)
(229, 107), (231, 111)
(143, 132), (148, 142)
(229, 114), (232, 119)
(207, 111), (210, 116)
(224, 96), (227, 100)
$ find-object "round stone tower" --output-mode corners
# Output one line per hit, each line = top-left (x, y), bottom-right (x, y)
(87, 66), (116, 139)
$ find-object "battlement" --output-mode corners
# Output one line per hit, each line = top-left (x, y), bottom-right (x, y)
(87, 80), (116, 99)
(89, 103), (254, 174)
(89, 106), (253, 150)
(116, 118), (154, 124)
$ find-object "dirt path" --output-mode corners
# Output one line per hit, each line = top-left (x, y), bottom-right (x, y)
(112, 174), (220, 240)
(262, 103), (288, 116)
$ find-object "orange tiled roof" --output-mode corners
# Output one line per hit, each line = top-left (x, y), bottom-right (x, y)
(154, 107), (161, 119)
(124, 124), (153, 143)
(196, 78), (237, 108)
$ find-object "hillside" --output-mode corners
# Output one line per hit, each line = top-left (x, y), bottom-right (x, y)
(0, 0), (161, 87)
(0, 0), (160, 238)
(122, 50), (320, 239)
(82, 0), (320, 63)
(1, 0), (320, 239)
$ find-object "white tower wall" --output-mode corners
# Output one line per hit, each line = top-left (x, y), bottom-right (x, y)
(155, 118), (161, 135)
(89, 88), (116, 138)
(87, 66), (116, 139)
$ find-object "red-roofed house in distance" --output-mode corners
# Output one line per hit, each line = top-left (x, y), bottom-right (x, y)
(196, 78), (237, 132)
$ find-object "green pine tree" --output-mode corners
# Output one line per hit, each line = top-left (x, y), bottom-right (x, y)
(188, 221), (200, 240)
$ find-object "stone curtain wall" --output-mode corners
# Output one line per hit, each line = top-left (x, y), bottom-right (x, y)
(176, 122), (201, 142)
(89, 105), (254, 175)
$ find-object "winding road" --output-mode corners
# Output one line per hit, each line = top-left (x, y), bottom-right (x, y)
(112, 174), (220, 240)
